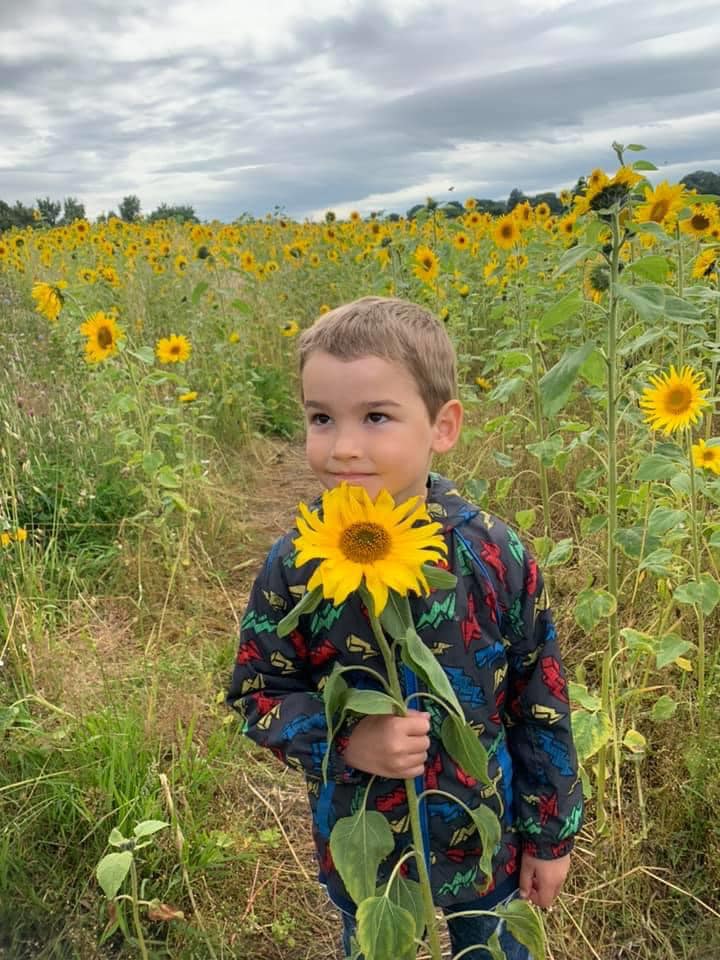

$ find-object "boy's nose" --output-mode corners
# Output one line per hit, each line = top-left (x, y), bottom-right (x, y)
(331, 426), (363, 460)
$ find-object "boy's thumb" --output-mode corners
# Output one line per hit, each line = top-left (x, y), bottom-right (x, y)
(518, 856), (534, 900)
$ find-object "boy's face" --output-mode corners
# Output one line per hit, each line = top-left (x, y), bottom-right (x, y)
(302, 351), (461, 503)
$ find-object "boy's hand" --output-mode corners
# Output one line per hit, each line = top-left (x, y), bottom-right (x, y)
(342, 710), (430, 778)
(518, 853), (570, 909)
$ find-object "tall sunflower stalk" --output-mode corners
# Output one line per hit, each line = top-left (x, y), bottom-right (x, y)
(277, 484), (542, 960)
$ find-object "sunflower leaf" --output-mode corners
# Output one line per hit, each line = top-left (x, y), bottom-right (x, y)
(276, 586), (324, 637)
(356, 895), (416, 960)
(495, 898), (547, 960)
(401, 630), (463, 718)
(553, 244), (597, 278)
(440, 713), (490, 784)
(421, 563), (457, 591)
(329, 810), (394, 906)
(379, 592), (414, 641)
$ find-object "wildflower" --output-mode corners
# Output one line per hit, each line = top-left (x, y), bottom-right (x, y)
(31, 280), (68, 322)
(492, 215), (521, 251)
(412, 245), (440, 284)
(292, 484), (447, 616)
(282, 320), (300, 337)
(14, 528), (27, 542)
(634, 181), (686, 228)
(80, 312), (124, 363)
(639, 365), (709, 434)
(475, 376), (492, 391)
(0, 532), (10, 548)
(692, 439), (720, 475)
(179, 391), (198, 403)
(228, 331), (241, 343)
(438, 307), (449, 322)
(156, 334), (192, 364)
(457, 283), (470, 298)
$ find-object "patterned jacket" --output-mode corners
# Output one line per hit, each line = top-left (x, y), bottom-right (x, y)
(227, 474), (583, 911)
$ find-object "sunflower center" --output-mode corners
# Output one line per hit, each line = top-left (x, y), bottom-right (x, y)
(170, 343), (181, 355)
(702, 450), (715, 462)
(665, 386), (692, 413)
(500, 224), (513, 239)
(97, 325), (114, 348)
(421, 256), (433, 269)
(339, 522), (391, 563)
(691, 214), (710, 231)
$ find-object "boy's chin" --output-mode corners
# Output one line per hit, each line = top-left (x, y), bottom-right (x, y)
(323, 475), (427, 503)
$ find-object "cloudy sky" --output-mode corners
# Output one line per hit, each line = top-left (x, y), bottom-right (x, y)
(2, 0), (719, 221)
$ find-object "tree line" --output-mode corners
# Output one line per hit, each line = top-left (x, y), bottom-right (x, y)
(1, 170), (718, 233)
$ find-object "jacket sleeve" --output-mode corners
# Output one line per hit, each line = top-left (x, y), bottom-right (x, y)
(226, 542), (360, 784)
(500, 532), (583, 859)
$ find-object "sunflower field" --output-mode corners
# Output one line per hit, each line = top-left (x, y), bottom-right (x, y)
(1, 142), (720, 959)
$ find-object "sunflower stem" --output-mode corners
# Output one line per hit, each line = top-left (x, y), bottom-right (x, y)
(530, 330), (552, 540)
(687, 434), (706, 736)
(367, 607), (443, 960)
(707, 287), (720, 439)
(676, 224), (685, 366)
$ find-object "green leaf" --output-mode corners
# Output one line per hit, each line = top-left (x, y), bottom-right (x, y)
(538, 342), (595, 417)
(230, 298), (252, 314)
(496, 897), (546, 959)
(495, 476), (513, 502)
(376, 876), (424, 940)
(623, 256), (671, 282)
(156, 466), (182, 489)
(651, 695), (678, 722)
(574, 588), (617, 632)
(626, 143), (647, 151)
(623, 729), (646, 755)
(545, 538), (573, 567)
(401, 630), (463, 717)
(487, 930), (506, 960)
(664, 294), (702, 324)
(638, 548), (675, 577)
(647, 507), (688, 537)
(421, 563), (458, 591)
(379, 592), (414, 641)
(538, 290), (583, 334)
(96, 851), (133, 899)
(142, 451), (164, 476)
(571, 708), (612, 761)
(467, 803), (502, 887)
(191, 280), (209, 304)
(276, 586), (323, 637)
(108, 828), (127, 848)
(329, 810), (394, 905)
(133, 820), (169, 839)
(356, 895), (416, 960)
(621, 628), (655, 656)
(440, 714), (490, 784)
(553, 244), (597, 278)
(579, 348), (606, 387)
(635, 455), (680, 482)
(568, 681), (600, 711)
(618, 326), (665, 357)
(615, 282), (665, 320)
(632, 159), (658, 171)
(655, 632), (692, 670)
(126, 346), (155, 365)
(525, 435), (564, 468)
(465, 477), (489, 503)
(342, 689), (399, 717)
(488, 377), (525, 404)
(673, 575), (720, 615)
(515, 509), (536, 531)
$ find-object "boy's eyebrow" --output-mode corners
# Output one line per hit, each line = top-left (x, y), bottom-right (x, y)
(304, 399), (403, 409)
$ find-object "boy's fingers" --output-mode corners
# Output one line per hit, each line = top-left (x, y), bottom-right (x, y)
(518, 857), (535, 900)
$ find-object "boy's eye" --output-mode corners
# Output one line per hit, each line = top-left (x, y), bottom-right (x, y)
(367, 412), (389, 424)
(309, 413), (331, 425)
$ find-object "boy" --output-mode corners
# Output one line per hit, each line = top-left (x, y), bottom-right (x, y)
(227, 297), (582, 959)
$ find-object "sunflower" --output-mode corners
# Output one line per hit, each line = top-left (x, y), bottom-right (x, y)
(692, 247), (719, 281)
(681, 203), (716, 239)
(79, 312), (124, 363)
(453, 232), (470, 251)
(492, 215), (521, 251)
(634, 181), (686, 227)
(584, 259), (611, 303)
(179, 390), (198, 403)
(174, 254), (189, 275)
(281, 320), (300, 337)
(293, 484), (447, 616)
(412, 245), (440, 284)
(156, 334), (192, 363)
(639, 365), (710, 434)
(475, 376), (492, 391)
(534, 202), (551, 220)
(240, 250), (256, 271)
(464, 198), (477, 211)
(692, 438), (720, 475)
(31, 280), (67, 322)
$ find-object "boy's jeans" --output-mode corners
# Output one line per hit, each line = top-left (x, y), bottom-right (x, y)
(340, 891), (532, 960)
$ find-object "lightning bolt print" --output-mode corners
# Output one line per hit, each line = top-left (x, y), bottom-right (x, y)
(311, 602), (346, 634)
(416, 593), (456, 631)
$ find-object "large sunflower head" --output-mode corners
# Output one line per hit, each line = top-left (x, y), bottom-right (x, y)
(412, 244), (440, 285)
(492, 214), (521, 251)
(634, 181), (686, 228)
(293, 484), (447, 616)
(639, 365), (710, 434)
(31, 280), (67, 322)
(681, 203), (717, 239)
(692, 247), (719, 281)
(79, 312), (124, 363)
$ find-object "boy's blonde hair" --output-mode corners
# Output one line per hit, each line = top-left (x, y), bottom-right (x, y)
(298, 297), (457, 420)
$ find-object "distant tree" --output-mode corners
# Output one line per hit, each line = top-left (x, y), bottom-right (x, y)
(475, 198), (505, 215)
(0, 199), (36, 232)
(36, 196), (61, 226)
(441, 201), (465, 219)
(119, 194), (141, 222)
(60, 196), (86, 225)
(147, 203), (198, 223)
(506, 188), (528, 213)
(406, 203), (425, 220)
(680, 170), (720, 196)
(531, 191), (563, 214)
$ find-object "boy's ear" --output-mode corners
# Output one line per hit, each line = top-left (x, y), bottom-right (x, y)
(431, 399), (463, 454)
